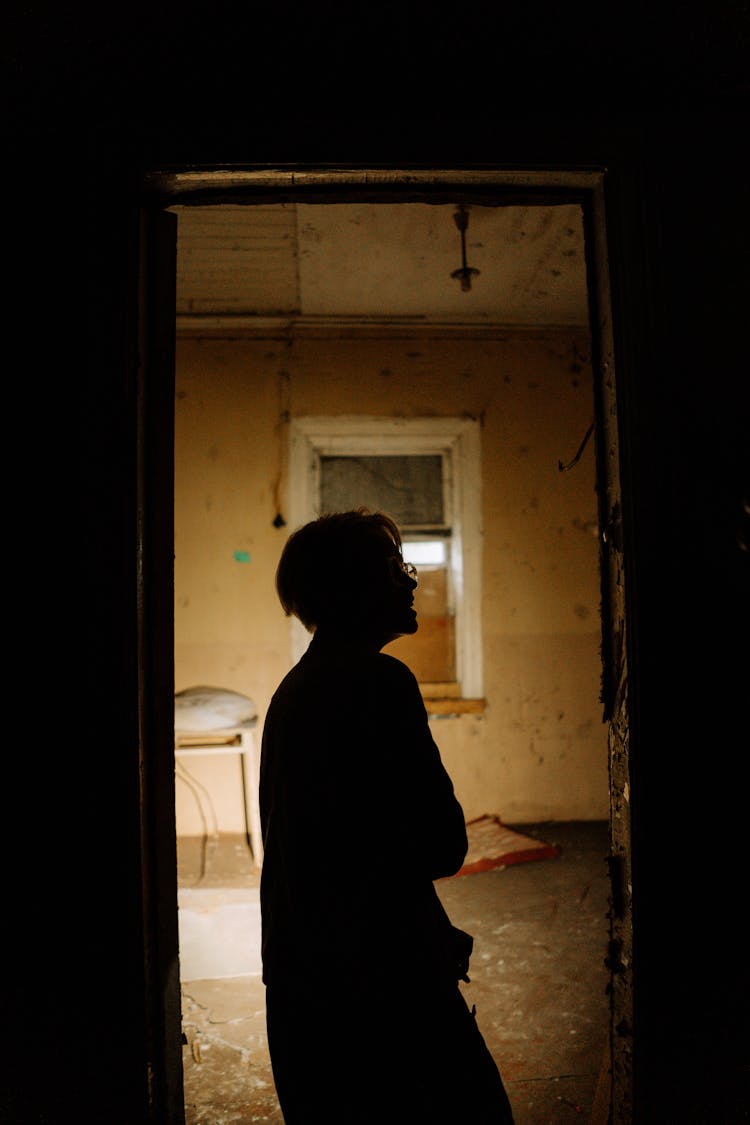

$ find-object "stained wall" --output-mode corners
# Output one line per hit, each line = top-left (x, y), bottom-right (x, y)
(174, 329), (607, 833)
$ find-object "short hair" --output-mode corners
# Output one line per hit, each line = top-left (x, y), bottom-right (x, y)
(275, 508), (403, 631)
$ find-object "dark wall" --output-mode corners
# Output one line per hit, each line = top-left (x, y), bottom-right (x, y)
(607, 129), (749, 1122)
(8, 3), (749, 1122)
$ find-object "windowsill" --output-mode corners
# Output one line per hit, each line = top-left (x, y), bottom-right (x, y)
(421, 695), (487, 717)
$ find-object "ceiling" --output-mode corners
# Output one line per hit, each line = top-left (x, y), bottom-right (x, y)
(172, 202), (590, 330)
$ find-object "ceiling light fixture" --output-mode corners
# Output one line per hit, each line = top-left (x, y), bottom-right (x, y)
(451, 205), (480, 292)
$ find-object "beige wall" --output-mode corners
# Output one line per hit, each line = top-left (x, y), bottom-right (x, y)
(174, 329), (608, 834)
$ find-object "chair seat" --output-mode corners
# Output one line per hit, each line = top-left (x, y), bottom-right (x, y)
(174, 685), (257, 733)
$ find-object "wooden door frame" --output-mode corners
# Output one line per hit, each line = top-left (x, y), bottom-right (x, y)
(138, 166), (634, 1123)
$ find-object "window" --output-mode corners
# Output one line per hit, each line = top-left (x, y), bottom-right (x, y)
(320, 452), (454, 683)
(289, 417), (483, 704)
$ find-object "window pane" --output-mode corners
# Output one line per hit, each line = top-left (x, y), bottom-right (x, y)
(402, 539), (447, 566)
(319, 455), (444, 525)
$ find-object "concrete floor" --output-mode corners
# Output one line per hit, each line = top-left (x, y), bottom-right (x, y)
(177, 821), (611, 1125)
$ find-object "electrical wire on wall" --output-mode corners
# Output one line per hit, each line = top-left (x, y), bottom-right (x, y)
(558, 419), (595, 472)
(272, 366), (291, 528)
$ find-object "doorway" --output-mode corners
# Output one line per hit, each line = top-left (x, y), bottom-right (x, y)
(142, 168), (631, 1124)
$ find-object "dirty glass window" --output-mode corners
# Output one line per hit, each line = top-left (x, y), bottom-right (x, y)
(319, 454), (444, 526)
(318, 453), (454, 683)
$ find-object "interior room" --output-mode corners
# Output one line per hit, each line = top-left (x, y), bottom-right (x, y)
(13, 5), (748, 1119)
(170, 200), (612, 1123)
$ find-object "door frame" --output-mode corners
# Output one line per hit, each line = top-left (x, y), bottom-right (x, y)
(139, 165), (633, 1123)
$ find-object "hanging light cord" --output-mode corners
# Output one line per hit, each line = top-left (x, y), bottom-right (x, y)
(451, 205), (480, 292)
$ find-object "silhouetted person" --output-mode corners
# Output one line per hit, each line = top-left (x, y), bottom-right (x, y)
(260, 509), (515, 1123)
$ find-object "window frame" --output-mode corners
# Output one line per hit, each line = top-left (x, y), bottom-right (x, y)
(288, 415), (483, 699)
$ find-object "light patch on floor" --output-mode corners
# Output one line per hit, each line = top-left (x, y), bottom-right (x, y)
(179, 887), (261, 981)
(177, 823), (610, 1125)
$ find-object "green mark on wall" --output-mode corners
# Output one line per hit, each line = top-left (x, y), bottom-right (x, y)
(234, 550), (251, 563)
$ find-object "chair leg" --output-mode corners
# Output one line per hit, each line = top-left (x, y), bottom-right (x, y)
(240, 729), (264, 869)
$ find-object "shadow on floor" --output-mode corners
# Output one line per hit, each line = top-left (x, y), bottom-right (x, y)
(177, 821), (611, 1125)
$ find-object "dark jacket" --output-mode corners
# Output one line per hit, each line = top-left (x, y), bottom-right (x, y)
(259, 631), (469, 991)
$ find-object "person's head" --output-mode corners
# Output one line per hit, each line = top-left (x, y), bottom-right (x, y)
(275, 508), (418, 644)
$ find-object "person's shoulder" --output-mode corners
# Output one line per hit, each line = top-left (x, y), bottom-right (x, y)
(375, 652), (420, 690)
(376, 651), (413, 674)
(372, 655), (429, 725)
(267, 657), (313, 708)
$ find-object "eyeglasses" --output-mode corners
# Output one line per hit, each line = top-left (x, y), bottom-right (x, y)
(387, 556), (418, 583)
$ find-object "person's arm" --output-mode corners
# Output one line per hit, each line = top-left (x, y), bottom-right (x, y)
(380, 656), (468, 880)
